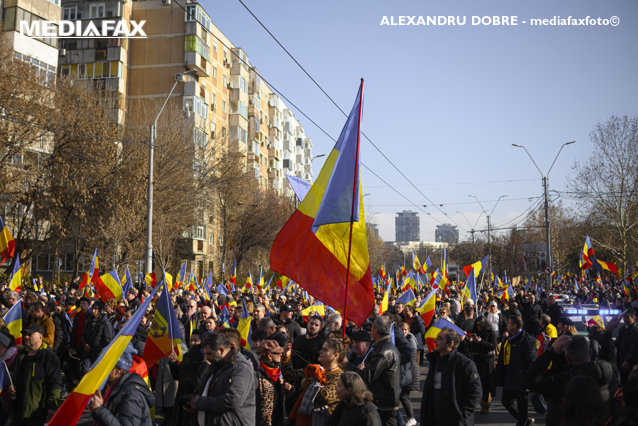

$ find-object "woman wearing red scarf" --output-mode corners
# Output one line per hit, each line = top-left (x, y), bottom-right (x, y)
(256, 340), (287, 426)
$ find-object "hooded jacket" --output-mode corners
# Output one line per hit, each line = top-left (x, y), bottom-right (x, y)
(91, 372), (155, 426)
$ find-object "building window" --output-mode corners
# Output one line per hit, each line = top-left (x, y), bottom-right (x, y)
(222, 100), (226, 113)
(63, 6), (77, 20)
(185, 35), (210, 61)
(193, 225), (206, 241)
(89, 3), (105, 18)
(212, 66), (217, 78)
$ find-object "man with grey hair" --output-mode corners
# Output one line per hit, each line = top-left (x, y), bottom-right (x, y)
(359, 316), (400, 426)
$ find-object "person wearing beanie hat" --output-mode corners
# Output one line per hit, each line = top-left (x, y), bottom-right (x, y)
(82, 299), (114, 363)
(88, 343), (155, 426)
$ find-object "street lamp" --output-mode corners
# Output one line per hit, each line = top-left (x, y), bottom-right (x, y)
(146, 69), (197, 274)
(457, 210), (484, 258)
(512, 141), (575, 290)
(304, 153), (325, 180)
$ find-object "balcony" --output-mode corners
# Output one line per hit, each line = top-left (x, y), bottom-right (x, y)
(185, 51), (210, 77)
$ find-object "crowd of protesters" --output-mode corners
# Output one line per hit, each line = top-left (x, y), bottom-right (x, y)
(0, 273), (637, 426)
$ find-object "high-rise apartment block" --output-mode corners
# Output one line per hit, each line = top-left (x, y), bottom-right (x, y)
(3, 0), (313, 278)
(395, 210), (419, 243)
(435, 223), (459, 245)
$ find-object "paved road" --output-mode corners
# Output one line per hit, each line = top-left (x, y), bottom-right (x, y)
(408, 362), (546, 425)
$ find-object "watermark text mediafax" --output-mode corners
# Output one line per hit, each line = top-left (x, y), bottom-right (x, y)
(19, 19), (147, 39)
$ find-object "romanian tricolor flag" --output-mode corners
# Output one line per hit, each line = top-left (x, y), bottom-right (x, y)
(244, 272), (253, 291)
(48, 283), (160, 426)
(378, 281), (391, 315)
(301, 303), (326, 321)
(412, 250), (425, 274)
(93, 270), (123, 302)
(142, 280), (184, 367)
(463, 254), (489, 280)
(396, 288), (416, 307)
(624, 283), (631, 296)
(270, 82), (374, 326)
(229, 259), (237, 286)
(175, 262), (187, 289)
(597, 259), (618, 275)
(122, 266), (133, 298)
(257, 267), (265, 290)
(79, 248), (99, 290)
(379, 264), (387, 280)
(237, 300), (252, 349)
(276, 275), (290, 290)
(580, 235), (594, 270)
(424, 318), (466, 352)
(8, 255), (22, 292)
(0, 216), (15, 266)
(417, 289), (437, 327)
(587, 315), (605, 329)
(145, 272), (158, 289)
(2, 300), (22, 345)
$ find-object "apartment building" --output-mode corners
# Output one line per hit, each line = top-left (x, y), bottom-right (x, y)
(42, 0), (312, 277)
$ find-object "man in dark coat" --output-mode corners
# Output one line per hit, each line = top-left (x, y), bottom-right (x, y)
(184, 332), (256, 426)
(420, 328), (482, 426)
(88, 343), (155, 426)
(9, 324), (62, 425)
(82, 300), (114, 362)
(496, 315), (537, 426)
(523, 335), (615, 426)
(359, 316), (400, 426)
(615, 308), (638, 383)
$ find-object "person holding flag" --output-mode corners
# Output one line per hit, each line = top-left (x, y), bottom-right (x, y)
(87, 343), (155, 426)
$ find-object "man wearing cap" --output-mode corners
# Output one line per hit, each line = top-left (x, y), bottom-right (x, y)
(273, 304), (302, 343)
(88, 343), (155, 426)
(347, 329), (371, 370)
(8, 323), (62, 425)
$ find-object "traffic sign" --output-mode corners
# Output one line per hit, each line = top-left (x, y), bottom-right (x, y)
(544, 266), (552, 275)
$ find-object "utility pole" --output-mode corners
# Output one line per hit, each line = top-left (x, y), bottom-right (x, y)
(512, 141), (575, 292)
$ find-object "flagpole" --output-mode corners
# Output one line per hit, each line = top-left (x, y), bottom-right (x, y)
(342, 79), (364, 338)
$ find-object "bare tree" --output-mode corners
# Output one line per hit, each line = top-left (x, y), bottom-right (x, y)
(569, 115), (638, 275)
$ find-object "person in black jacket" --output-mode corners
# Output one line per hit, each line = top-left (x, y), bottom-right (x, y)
(460, 315), (497, 414)
(88, 343), (155, 426)
(419, 328), (482, 426)
(403, 306), (426, 365)
(612, 309), (638, 383)
(8, 324), (62, 425)
(82, 300), (114, 362)
(327, 371), (381, 426)
(496, 315), (537, 426)
(522, 334), (615, 426)
(359, 316), (400, 426)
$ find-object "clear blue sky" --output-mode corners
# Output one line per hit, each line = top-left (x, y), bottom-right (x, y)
(200, 0), (638, 241)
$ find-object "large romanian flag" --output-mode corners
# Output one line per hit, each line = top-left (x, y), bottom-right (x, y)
(270, 81), (374, 326)
(48, 283), (160, 426)
(2, 300), (22, 345)
(424, 318), (466, 352)
(93, 270), (123, 302)
(142, 280), (184, 367)
(0, 216), (15, 266)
